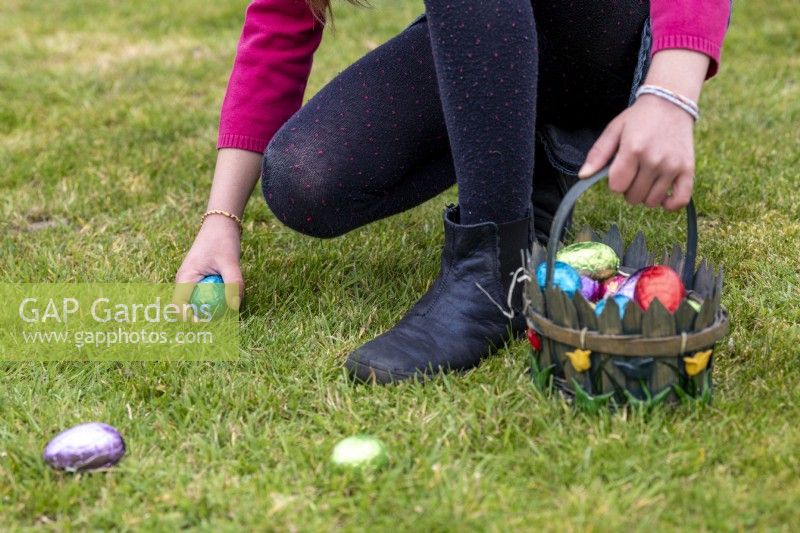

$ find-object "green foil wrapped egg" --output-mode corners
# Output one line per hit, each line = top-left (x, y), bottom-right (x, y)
(331, 435), (388, 471)
(190, 275), (227, 320)
(556, 242), (620, 280)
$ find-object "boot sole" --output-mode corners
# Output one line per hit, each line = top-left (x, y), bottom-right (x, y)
(344, 356), (421, 384)
(344, 323), (528, 385)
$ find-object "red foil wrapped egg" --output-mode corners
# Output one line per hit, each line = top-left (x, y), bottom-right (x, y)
(633, 265), (686, 313)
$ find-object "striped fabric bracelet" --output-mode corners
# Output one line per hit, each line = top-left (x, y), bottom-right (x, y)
(635, 85), (700, 122)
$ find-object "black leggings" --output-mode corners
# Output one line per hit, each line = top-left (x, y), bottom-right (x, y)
(262, 0), (649, 237)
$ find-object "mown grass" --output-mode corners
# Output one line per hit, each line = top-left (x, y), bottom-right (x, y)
(1, 0), (799, 530)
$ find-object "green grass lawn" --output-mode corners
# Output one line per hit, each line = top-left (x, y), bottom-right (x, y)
(1, 0), (799, 530)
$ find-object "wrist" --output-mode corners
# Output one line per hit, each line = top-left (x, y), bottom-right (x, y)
(200, 212), (242, 235)
(645, 50), (709, 102)
(201, 209), (243, 232)
(635, 87), (699, 122)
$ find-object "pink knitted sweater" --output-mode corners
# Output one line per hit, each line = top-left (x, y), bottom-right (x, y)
(218, 0), (731, 153)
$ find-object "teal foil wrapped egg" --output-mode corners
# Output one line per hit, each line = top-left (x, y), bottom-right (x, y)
(536, 261), (581, 298)
(556, 242), (620, 280)
(595, 295), (630, 319)
(190, 275), (227, 320)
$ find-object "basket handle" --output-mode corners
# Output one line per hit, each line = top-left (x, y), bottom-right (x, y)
(544, 165), (697, 291)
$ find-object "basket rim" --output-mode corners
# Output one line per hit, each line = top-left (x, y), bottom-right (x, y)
(525, 308), (729, 357)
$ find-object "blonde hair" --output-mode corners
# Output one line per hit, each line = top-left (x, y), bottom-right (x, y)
(307, 0), (364, 19)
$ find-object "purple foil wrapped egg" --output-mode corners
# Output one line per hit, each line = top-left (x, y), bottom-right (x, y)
(616, 269), (644, 300)
(600, 273), (628, 299)
(579, 276), (602, 302)
(43, 422), (126, 472)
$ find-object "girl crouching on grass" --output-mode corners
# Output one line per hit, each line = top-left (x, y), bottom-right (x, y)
(177, 0), (731, 383)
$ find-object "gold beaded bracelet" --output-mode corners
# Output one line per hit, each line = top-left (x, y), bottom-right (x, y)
(201, 210), (243, 232)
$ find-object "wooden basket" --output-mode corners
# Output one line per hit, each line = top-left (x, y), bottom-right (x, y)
(522, 168), (729, 410)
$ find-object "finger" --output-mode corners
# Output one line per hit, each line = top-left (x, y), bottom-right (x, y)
(662, 171), (694, 211)
(624, 161), (659, 205)
(607, 141), (638, 195)
(644, 174), (676, 208)
(175, 267), (204, 285)
(578, 117), (623, 178)
(217, 263), (244, 312)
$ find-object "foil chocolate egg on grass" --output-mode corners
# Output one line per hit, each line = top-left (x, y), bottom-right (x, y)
(43, 422), (125, 473)
(536, 261), (581, 298)
(556, 242), (620, 280)
(633, 265), (686, 313)
(331, 435), (388, 471)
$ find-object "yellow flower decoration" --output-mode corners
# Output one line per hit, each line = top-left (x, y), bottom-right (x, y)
(565, 349), (592, 373)
(683, 349), (712, 377)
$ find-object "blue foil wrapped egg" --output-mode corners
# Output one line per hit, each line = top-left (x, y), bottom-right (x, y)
(190, 275), (227, 320)
(536, 261), (581, 298)
(595, 295), (630, 319)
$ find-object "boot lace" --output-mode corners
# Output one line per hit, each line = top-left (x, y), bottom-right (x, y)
(474, 249), (531, 320)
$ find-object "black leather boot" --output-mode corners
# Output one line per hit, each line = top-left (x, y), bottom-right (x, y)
(345, 204), (531, 383)
(531, 142), (578, 245)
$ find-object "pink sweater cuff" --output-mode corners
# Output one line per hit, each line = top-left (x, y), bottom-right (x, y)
(651, 34), (722, 78)
(217, 133), (271, 153)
